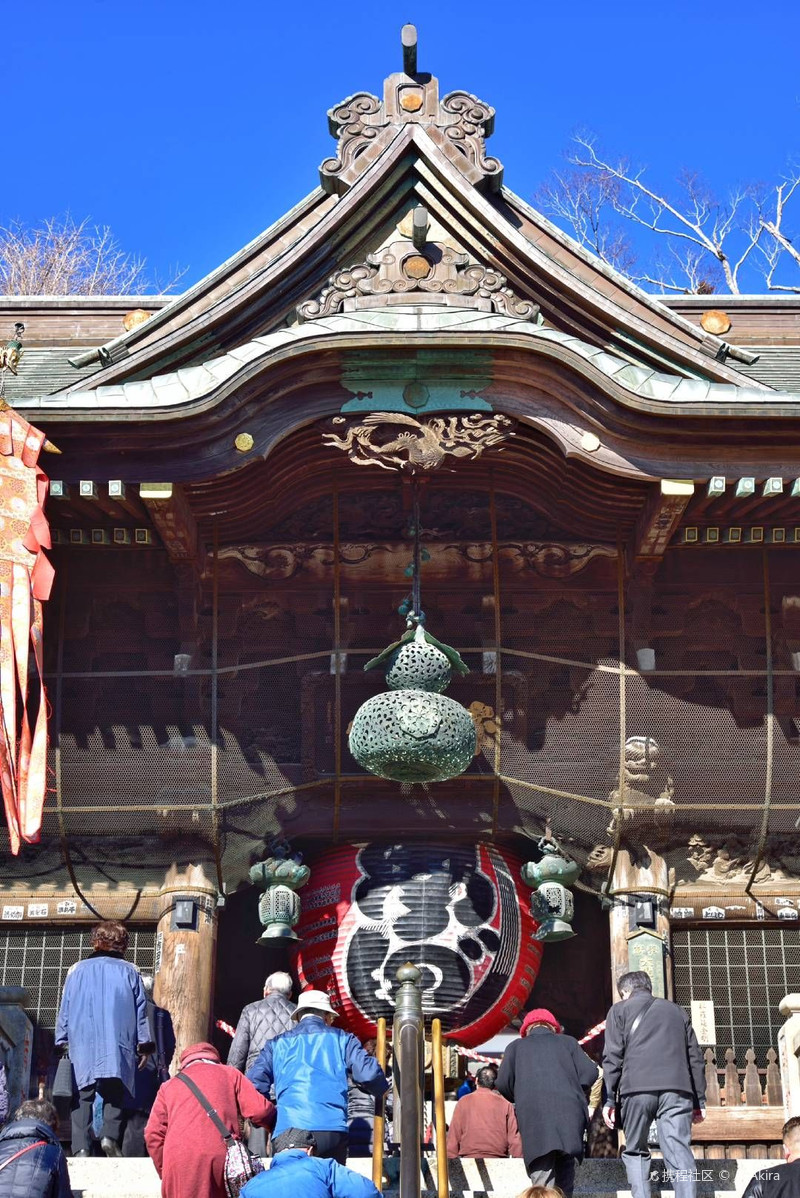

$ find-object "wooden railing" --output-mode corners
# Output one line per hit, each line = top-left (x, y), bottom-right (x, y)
(703, 1047), (783, 1108)
(691, 1047), (784, 1158)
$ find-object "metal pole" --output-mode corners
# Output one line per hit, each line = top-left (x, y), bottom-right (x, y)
(372, 1016), (388, 1192)
(431, 1018), (449, 1198)
(393, 963), (424, 1198)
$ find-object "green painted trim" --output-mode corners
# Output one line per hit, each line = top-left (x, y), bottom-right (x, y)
(340, 348), (493, 413)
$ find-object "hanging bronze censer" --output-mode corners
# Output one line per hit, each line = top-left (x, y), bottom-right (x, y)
(348, 480), (476, 782)
(349, 618), (476, 782)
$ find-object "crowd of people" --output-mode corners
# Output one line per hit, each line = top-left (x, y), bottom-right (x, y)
(0, 922), (798, 1198)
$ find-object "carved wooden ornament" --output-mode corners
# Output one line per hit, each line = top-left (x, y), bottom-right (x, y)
(322, 412), (514, 472)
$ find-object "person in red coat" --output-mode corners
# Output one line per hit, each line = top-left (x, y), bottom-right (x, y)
(145, 1042), (275, 1198)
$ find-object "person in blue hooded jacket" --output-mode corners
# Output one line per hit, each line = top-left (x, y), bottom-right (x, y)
(241, 1128), (381, 1198)
(55, 921), (153, 1158)
(0, 1099), (71, 1198)
(247, 990), (388, 1164)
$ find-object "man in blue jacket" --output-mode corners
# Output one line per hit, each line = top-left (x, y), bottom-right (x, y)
(248, 990), (388, 1164)
(55, 921), (153, 1158)
(241, 1128), (381, 1198)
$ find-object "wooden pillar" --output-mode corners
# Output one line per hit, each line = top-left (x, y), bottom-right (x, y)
(153, 863), (218, 1066)
(778, 994), (800, 1119)
(608, 847), (672, 1002)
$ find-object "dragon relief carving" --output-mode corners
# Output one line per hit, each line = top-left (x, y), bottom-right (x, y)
(298, 240), (537, 322)
(322, 412), (514, 472)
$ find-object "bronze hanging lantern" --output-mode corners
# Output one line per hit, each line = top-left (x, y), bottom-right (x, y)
(349, 480), (475, 783)
(349, 622), (476, 782)
(522, 837), (579, 943)
(249, 851), (311, 943)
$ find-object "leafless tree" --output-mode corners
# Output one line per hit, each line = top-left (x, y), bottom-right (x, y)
(754, 174), (800, 293)
(537, 134), (800, 294)
(0, 215), (185, 295)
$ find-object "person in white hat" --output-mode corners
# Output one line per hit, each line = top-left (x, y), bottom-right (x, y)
(247, 990), (388, 1164)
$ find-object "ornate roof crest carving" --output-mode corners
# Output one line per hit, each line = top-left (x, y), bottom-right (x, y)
(319, 26), (503, 194)
(298, 220), (538, 322)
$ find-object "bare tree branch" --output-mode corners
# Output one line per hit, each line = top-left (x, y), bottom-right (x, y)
(537, 134), (800, 295)
(0, 215), (186, 295)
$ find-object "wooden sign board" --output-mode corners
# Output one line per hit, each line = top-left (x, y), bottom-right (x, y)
(627, 928), (666, 997)
(690, 1000), (717, 1045)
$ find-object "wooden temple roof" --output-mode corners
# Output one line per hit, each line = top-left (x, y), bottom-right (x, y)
(5, 30), (800, 427)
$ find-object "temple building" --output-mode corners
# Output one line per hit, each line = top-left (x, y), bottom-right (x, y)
(3, 27), (800, 1152)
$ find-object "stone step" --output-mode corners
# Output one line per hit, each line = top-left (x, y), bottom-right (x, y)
(65, 1155), (778, 1198)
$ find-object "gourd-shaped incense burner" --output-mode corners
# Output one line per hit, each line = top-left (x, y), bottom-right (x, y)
(349, 622), (476, 782)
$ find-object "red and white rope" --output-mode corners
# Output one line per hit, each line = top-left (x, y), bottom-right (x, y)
(578, 1019), (606, 1045)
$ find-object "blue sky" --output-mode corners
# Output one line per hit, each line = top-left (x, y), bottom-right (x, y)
(10, 0), (800, 291)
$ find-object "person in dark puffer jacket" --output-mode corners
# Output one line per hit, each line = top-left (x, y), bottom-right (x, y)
(0, 1100), (71, 1198)
(228, 972), (296, 1075)
(228, 971), (295, 1155)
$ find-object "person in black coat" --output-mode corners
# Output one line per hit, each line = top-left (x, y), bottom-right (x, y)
(743, 1116), (800, 1198)
(602, 971), (706, 1198)
(496, 1008), (598, 1196)
(0, 1100), (71, 1198)
(121, 973), (176, 1157)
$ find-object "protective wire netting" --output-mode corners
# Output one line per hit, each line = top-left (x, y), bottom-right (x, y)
(672, 927), (800, 1068)
(0, 926), (156, 1090)
(26, 477), (798, 903)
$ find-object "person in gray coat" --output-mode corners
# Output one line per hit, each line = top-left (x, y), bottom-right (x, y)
(228, 971), (295, 1155)
(228, 973), (296, 1074)
(602, 971), (706, 1198)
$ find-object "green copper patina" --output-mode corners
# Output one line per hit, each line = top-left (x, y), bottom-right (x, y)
(349, 623), (476, 783)
(340, 348), (492, 413)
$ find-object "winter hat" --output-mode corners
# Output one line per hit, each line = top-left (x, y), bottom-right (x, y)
(520, 1009), (562, 1036)
(273, 1129), (317, 1153)
(292, 990), (339, 1020)
(179, 1041), (221, 1067)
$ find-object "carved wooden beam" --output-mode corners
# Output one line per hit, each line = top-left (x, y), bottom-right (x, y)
(140, 484), (200, 562)
(631, 479), (695, 563)
(140, 484), (202, 657)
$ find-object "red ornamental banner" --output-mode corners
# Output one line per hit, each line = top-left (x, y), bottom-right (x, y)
(294, 842), (542, 1047)
(0, 409), (54, 854)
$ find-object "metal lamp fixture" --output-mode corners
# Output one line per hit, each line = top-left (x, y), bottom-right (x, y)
(348, 482), (476, 783)
(522, 837), (580, 942)
(349, 620), (476, 782)
(250, 850), (311, 943)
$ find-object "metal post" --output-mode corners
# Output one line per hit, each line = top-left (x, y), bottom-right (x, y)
(372, 1016), (388, 1192)
(401, 24), (418, 76)
(431, 1018), (449, 1198)
(393, 963), (424, 1198)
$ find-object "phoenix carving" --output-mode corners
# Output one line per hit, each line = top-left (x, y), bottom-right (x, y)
(323, 412), (514, 471)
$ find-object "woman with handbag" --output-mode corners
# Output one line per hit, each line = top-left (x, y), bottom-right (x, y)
(145, 1042), (275, 1198)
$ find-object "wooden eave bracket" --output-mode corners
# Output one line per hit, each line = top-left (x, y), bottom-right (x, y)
(140, 484), (200, 564)
(631, 479), (695, 563)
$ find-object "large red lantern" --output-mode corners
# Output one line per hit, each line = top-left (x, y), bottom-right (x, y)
(294, 842), (542, 1047)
